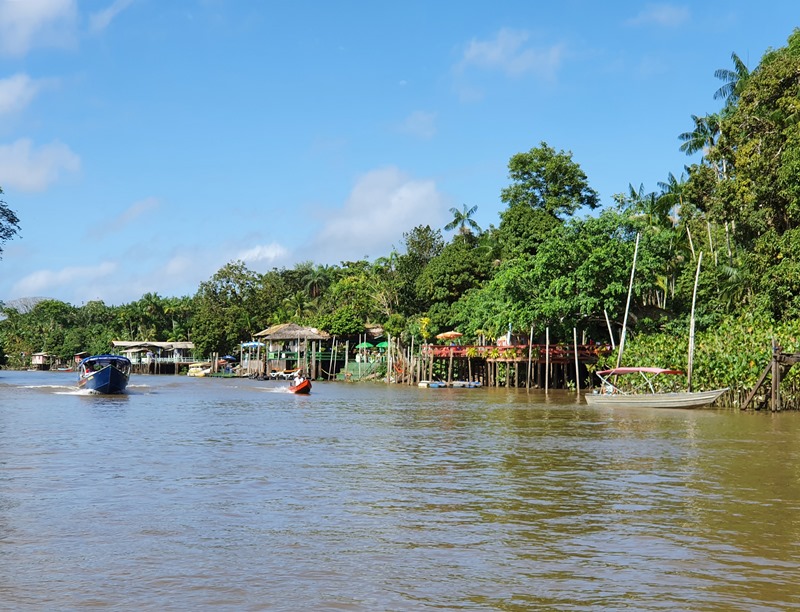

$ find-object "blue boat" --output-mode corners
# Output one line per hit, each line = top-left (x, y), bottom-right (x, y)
(77, 355), (132, 394)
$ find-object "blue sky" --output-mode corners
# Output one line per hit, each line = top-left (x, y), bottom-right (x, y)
(0, 1), (797, 306)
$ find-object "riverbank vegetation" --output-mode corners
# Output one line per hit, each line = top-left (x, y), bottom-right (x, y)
(3, 30), (800, 404)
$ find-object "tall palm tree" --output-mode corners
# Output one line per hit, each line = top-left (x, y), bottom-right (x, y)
(445, 204), (481, 236)
(678, 113), (720, 157)
(714, 51), (750, 106)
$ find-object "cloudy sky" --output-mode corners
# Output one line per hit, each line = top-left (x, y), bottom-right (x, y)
(0, 0), (796, 305)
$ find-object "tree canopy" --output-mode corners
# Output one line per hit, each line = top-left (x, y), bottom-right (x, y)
(4, 29), (800, 365)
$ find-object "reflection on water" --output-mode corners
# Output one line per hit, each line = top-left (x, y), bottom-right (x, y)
(1, 370), (799, 610)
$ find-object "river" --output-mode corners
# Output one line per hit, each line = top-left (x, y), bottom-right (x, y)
(1, 370), (799, 610)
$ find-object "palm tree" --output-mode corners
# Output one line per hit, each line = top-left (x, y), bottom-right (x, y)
(678, 113), (720, 158)
(445, 204), (481, 236)
(283, 291), (310, 321)
(302, 264), (333, 299)
(714, 51), (750, 106)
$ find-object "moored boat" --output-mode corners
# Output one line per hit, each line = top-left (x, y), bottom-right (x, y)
(418, 380), (446, 388)
(78, 354), (131, 394)
(584, 367), (727, 409)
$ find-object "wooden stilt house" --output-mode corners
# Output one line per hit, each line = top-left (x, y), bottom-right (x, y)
(254, 323), (331, 380)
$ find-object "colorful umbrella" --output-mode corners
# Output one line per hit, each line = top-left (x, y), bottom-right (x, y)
(355, 342), (374, 349)
(436, 331), (463, 340)
(375, 341), (389, 348)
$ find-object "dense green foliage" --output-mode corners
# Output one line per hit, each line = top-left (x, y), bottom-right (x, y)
(0, 186), (20, 260)
(3, 30), (800, 401)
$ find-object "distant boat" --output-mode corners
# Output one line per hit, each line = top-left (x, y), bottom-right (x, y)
(584, 367), (727, 409)
(78, 355), (131, 394)
(418, 380), (446, 388)
(289, 378), (312, 394)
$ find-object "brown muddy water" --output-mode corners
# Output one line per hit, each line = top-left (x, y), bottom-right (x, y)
(1, 370), (799, 610)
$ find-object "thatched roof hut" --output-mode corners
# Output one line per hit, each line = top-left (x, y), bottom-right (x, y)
(254, 323), (330, 341)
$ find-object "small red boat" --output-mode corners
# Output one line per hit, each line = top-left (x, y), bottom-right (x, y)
(289, 378), (312, 394)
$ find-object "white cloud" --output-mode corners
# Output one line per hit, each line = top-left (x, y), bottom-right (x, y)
(627, 4), (690, 27)
(459, 28), (565, 79)
(0, 0), (78, 56)
(12, 261), (117, 296)
(0, 138), (80, 191)
(0, 74), (47, 115)
(89, 0), (134, 33)
(236, 243), (290, 266)
(398, 111), (437, 140)
(310, 166), (447, 263)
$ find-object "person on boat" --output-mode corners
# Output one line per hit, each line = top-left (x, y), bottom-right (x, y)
(293, 371), (305, 386)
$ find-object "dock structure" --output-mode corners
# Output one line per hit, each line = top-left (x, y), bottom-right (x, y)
(394, 343), (609, 389)
(254, 323), (332, 380)
(742, 343), (800, 411)
(111, 341), (196, 374)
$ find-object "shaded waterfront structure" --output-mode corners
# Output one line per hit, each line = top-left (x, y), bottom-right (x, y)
(254, 323), (331, 380)
(394, 341), (610, 389)
(111, 340), (196, 374)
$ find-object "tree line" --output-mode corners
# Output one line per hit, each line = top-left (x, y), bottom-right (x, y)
(3, 30), (800, 393)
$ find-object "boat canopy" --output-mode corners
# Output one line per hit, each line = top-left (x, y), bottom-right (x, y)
(79, 354), (132, 367)
(595, 367), (684, 376)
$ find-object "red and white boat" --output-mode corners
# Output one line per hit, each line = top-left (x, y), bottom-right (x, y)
(289, 379), (312, 394)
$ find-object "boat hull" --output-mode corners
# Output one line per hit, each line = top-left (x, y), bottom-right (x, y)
(289, 379), (312, 394)
(79, 365), (129, 394)
(418, 380), (445, 388)
(584, 388), (728, 409)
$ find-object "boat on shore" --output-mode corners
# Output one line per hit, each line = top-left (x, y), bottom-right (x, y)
(187, 362), (212, 377)
(289, 378), (312, 394)
(78, 355), (131, 394)
(584, 367), (728, 409)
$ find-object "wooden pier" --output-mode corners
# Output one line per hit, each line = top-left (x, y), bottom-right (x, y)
(394, 343), (609, 389)
(742, 343), (800, 411)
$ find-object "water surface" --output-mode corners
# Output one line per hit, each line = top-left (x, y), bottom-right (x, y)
(1, 370), (798, 610)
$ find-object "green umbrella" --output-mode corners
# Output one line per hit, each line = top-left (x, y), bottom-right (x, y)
(355, 342), (373, 349)
(375, 341), (389, 348)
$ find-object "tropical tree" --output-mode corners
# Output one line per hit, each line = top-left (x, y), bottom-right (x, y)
(0, 187), (19, 259)
(444, 204), (481, 236)
(714, 29), (800, 245)
(192, 261), (262, 356)
(500, 142), (599, 219)
(498, 142), (599, 256)
(302, 264), (335, 300)
(678, 113), (721, 159)
(713, 51), (751, 107)
(393, 225), (444, 316)
(416, 233), (492, 331)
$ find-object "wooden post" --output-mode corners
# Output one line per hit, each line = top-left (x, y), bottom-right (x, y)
(573, 327), (580, 397)
(687, 252), (703, 392)
(617, 233), (640, 368)
(604, 309), (615, 350)
(527, 325), (534, 392)
(772, 339), (780, 411)
(448, 348), (453, 386)
(545, 327), (550, 394)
